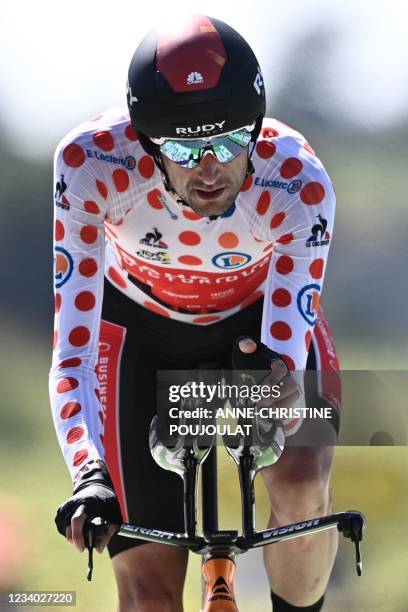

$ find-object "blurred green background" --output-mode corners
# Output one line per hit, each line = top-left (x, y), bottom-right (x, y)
(1, 2), (407, 610)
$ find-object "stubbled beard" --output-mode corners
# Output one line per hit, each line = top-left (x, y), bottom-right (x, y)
(175, 182), (243, 217)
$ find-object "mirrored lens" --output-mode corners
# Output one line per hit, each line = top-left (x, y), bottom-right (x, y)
(159, 129), (252, 169)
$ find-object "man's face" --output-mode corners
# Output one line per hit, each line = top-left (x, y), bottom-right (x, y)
(162, 149), (249, 217)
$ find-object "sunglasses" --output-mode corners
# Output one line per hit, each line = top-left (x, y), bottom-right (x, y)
(151, 124), (255, 169)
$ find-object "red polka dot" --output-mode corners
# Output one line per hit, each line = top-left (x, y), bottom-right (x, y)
(277, 233), (294, 245)
(96, 180), (108, 199)
(240, 175), (253, 192)
(239, 290), (264, 309)
(69, 326), (90, 347)
(138, 155), (155, 179)
(55, 293), (61, 313)
(178, 255), (203, 266)
(281, 355), (296, 371)
(63, 143), (85, 168)
(67, 426), (85, 444)
(304, 143), (315, 155)
(218, 232), (239, 248)
(108, 267), (127, 288)
(57, 377), (79, 393)
(113, 169), (129, 192)
(93, 131), (114, 151)
(75, 291), (96, 311)
(270, 321), (292, 341)
(59, 358), (82, 368)
(143, 301), (170, 317)
(183, 209), (203, 220)
(60, 401), (81, 419)
(310, 258), (324, 279)
(275, 255), (294, 275)
(270, 212), (285, 229)
(147, 189), (165, 209)
(80, 225), (98, 244)
(263, 243), (274, 252)
(261, 127), (279, 138)
(55, 220), (65, 241)
(256, 141), (276, 159)
(125, 124), (138, 141)
(98, 410), (104, 424)
(179, 231), (201, 246)
(192, 316), (221, 324)
(73, 449), (88, 467)
(256, 191), (271, 215)
(280, 158), (303, 179)
(272, 288), (291, 307)
(109, 218), (124, 227)
(79, 258), (98, 277)
(305, 331), (312, 351)
(53, 330), (58, 349)
(84, 201), (100, 214)
(300, 182), (325, 205)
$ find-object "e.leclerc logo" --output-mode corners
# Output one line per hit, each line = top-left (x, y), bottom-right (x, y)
(86, 149), (136, 170)
(212, 252), (252, 269)
(54, 246), (74, 288)
(254, 177), (302, 194)
(297, 284), (321, 325)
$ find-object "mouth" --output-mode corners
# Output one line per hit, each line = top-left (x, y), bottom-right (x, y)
(193, 187), (225, 201)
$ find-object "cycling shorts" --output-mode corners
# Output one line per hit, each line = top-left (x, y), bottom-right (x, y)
(98, 279), (340, 558)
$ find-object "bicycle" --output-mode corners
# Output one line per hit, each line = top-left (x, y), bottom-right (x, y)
(83, 365), (366, 611)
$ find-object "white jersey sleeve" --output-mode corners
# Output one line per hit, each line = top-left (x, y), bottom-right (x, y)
(49, 131), (108, 481)
(250, 122), (335, 370)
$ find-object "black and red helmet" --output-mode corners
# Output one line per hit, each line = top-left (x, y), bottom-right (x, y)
(126, 15), (266, 145)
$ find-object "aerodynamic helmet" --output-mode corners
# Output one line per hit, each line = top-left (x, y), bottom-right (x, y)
(126, 14), (266, 155)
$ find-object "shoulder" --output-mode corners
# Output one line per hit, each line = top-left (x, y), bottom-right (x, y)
(251, 117), (334, 199)
(54, 107), (144, 172)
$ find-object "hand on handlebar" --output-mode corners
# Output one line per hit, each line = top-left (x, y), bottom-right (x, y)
(55, 460), (123, 554)
(235, 337), (301, 409)
(65, 504), (118, 553)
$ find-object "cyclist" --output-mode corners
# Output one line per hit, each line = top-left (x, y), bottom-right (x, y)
(51, 14), (340, 612)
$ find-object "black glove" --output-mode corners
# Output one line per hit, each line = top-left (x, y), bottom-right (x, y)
(232, 336), (284, 371)
(55, 461), (123, 537)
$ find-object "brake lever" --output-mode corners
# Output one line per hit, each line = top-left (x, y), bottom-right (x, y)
(84, 517), (108, 581)
(337, 512), (365, 576)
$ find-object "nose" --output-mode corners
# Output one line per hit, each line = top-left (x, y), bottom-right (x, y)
(196, 151), (221, 184)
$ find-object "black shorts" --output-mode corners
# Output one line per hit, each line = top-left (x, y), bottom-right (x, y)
(98, 279), (340, 558)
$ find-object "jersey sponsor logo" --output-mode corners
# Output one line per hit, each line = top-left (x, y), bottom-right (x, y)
(115, 243), (270, 310)
(54, 246), (74, 288)
(212, 252), (252, 269)
(54, 174), (70, 210)
(136, 227), (171, 264)
(306, 215), (330, 247)
(254, 176), (302, 194)
(139, 227), (168, 249)
(175, 121), (226, 136)
(86, 149), (136, 170)
(287, 179), (302, 194)
(297, 283), (321, 326)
